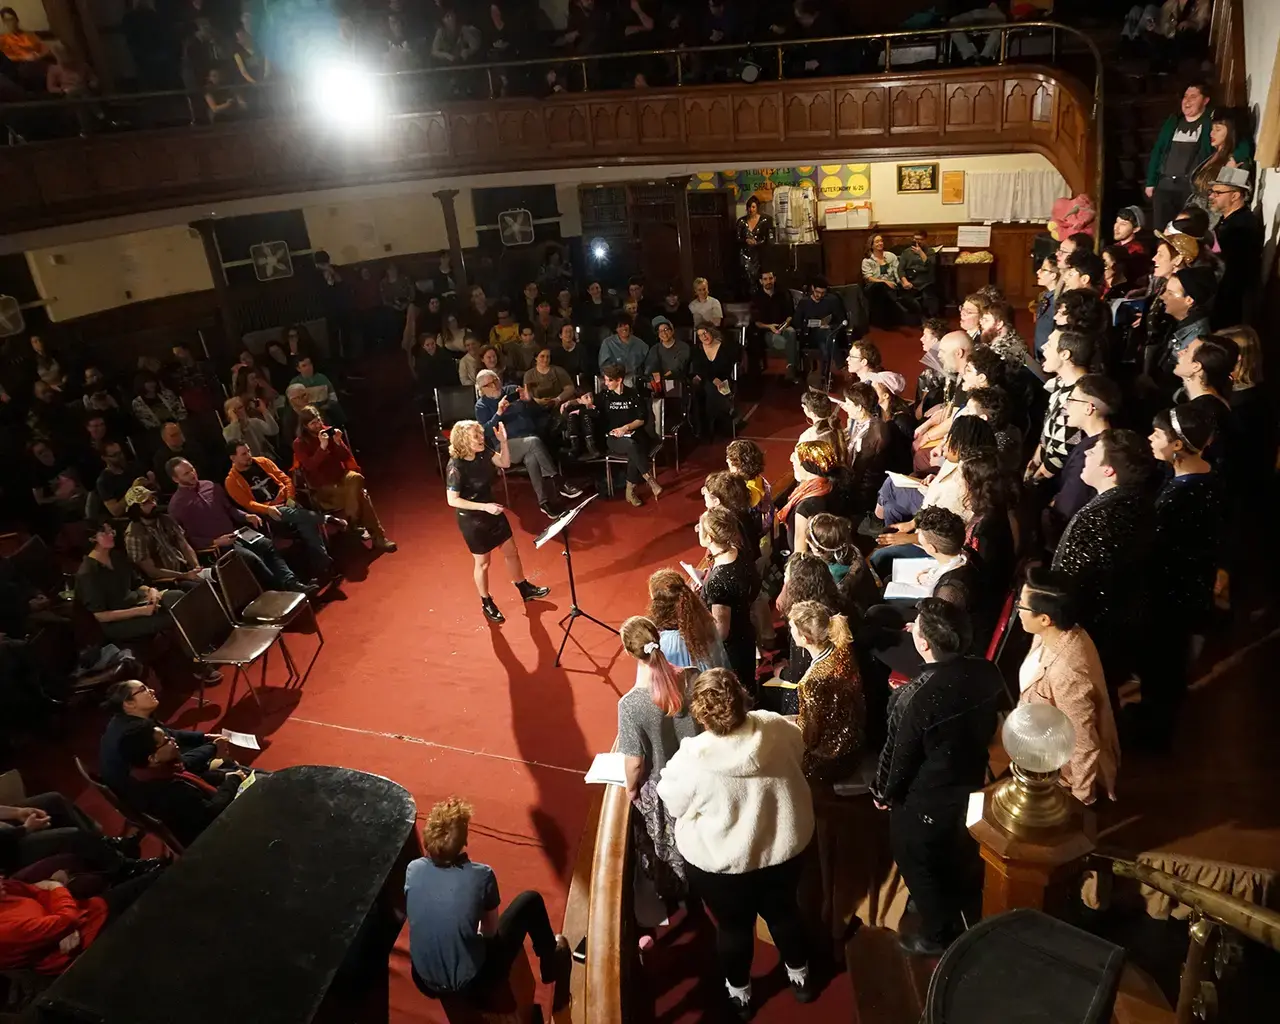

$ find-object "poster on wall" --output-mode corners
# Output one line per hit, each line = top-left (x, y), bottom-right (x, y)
(941, 170), (965, 205)
(897, 163), (939, 193)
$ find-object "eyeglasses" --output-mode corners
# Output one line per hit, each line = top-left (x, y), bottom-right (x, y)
(1014, 603), (1035, 614)
(1064, 396), (1092, 406)
(1208, 188), (1235, 196)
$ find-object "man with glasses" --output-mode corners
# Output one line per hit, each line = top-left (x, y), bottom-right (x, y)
(1207, 166), (1263, 328)
(1049, 374), (1121, 533)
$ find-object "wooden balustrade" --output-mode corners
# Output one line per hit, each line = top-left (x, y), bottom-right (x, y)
(0, 64), (1096, 234)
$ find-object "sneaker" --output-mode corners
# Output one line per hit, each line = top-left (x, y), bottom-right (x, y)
(559, 480), (584, 499)
(539, 501), (559, 520)
(481, 597), (505, 623)
(517, 579), (550, 601)
(195, 666), (223, 684)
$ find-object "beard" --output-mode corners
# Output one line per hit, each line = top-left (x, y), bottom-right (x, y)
(979, 325), (1001, 346)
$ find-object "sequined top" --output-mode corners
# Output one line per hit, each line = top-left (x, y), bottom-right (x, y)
(1051, 486), (1154, 642)
(1151, 471), (1223, 627)
(797, 638), (865, 783)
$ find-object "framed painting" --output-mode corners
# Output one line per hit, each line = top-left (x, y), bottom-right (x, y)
(897, 163), (939, 194)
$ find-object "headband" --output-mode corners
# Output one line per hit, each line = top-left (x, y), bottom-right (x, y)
(1168, 408), (1202, 455)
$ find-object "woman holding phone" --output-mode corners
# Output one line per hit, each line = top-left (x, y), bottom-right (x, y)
(445, 419), (550, 623)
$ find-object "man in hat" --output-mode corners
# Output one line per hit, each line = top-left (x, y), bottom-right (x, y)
(122, 483), (211, 588)
(1112, 205), (1152, 289)
(1208, 166), (1263, 328)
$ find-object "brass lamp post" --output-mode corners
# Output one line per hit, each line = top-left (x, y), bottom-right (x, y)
(991, 703), (1077, 836)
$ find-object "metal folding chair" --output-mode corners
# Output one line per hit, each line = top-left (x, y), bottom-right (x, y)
(216, 548), (321, 683)
(432, 384), (484, 475)
(169, 580), (288, 711)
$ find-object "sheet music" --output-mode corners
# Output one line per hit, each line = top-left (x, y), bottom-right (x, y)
(536, 492), (599, 548)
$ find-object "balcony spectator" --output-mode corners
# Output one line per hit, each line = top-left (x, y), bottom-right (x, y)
(1142, 0), (1210, 73)
(431, 7), (481, 67)
(898, 229), (940, 317)
(122, 0), (179, 91)
(862, 234), (907, 329)
(556, 0), (610, 57)
(45, 41), (98, 134)
(1207, 167), (1263, 329)
(222, 395), (279, 460)
(948, 1), (1005, 66)
(0, 8), (48, 88)
(383, 15), (419, 72)
(294, 407), (397, 552)
(204, 67), (246, 122)
(122, 484), (209, 589)
(183, 18), (224, 92)
(785, 0), (838, 78)
(232, 26), (268, 89)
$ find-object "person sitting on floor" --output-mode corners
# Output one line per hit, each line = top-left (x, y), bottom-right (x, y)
(405, 796), (570, 1006)
(293, 406), (397, 553)
(98, 679), (238, 793)
(116, 721), (246, 849)
(166, 457), (318, 595)
(225, 441), (334, 580)
(122, 483), (211, 590)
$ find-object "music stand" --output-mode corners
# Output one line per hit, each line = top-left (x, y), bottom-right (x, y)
(536, 493), (617, 666)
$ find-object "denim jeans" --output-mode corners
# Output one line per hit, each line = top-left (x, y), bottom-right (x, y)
(869, 542), (927, 580)
(276, 504), (331, 575)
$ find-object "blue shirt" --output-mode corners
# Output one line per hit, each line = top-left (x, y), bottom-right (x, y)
(405, 857), (500, 992)
(597, 333), (649, 376)
(1170, 315), (1210, 356)
(659, 627), (727, 673)
(475, 393), (542, 440)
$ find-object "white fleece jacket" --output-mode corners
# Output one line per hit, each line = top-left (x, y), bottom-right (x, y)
(656, 711), (815, 874)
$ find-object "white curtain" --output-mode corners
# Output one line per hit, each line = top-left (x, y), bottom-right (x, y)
(966, 169), (1071, 223)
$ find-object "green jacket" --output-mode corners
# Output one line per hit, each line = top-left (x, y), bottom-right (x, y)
(1146, 113), (1253, 187)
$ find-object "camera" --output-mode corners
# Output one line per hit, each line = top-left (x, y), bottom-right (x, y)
(321, 426), (337, 437)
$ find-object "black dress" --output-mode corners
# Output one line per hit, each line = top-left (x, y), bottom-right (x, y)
(689, 340), (739, 437)
(702, 555), (761, 694)
(446, 454), (513, 554)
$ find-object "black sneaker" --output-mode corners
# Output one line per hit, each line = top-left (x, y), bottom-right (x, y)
(559, 480), (584, 499)
(481, 597), (505, 623)
(539, 501), (559, 520)
(517, 580), (550, 601)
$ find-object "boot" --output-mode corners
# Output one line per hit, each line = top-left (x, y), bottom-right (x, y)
(516, 579), (550, 601)
(481, 596), (505, 623)
(644, 472), (663, 499)
(625, 481), (643, 507)
(584, 432), (601, 459)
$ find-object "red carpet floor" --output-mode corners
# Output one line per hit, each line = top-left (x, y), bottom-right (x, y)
(14, 326), (930, 1023)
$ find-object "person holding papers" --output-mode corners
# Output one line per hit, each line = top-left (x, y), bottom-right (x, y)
(561, 364), (663, 507)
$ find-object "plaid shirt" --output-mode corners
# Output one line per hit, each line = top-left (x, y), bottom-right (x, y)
(124, 514), (191, 574)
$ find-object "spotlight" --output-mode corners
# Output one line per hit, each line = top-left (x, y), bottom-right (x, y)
(308, 62), (383, 134)
(590, 238), (609, 263)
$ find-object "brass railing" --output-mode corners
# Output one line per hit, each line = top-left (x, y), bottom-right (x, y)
(1096, 854), (1280, 1024)
(0, 20), (1103, 211)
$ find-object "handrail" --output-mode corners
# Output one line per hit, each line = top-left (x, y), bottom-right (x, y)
(582, 774), (631, 1024)
(0, 21), (1100, 115)
(1096, 854), (1280, 953)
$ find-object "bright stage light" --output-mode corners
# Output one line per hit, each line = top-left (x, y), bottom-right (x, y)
(307, 61), (384, 134)
(590, 239), (609, 262)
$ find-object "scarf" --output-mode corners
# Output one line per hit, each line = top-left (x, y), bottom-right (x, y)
(775, 477), (831, 531)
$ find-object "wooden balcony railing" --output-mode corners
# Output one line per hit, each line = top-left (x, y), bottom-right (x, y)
(0, 22), (1102, 234)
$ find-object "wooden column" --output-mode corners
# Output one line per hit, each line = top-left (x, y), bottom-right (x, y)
(668, 175), (694, 300)
(968, 783), (1097, 918)
(190, 219), (238, 361)
(432, 188), (469, 292)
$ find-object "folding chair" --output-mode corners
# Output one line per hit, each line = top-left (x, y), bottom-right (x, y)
(655, 381), (688, 471)
(73, 755), (186, 856)
(216, 548), (320, 682)
(169, 580), (288, 710)
(432, 384), (483, 476)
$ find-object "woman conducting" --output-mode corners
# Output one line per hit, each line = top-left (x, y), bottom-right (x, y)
(445, 420), (550, 623)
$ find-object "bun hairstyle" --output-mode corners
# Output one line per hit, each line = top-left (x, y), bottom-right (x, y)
(620, 615), (693, 717)
(699, 505), (742, 550)
(793, 439), (840, 477)
(800, 391), (846, 454)
(806, 512), (854, 565)
(690, 667), (749, 736)
(647, 568), (717, 666)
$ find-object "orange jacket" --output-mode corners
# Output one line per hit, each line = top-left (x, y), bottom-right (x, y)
(225, 456), (295, 516)
(0, 881), (108, 974)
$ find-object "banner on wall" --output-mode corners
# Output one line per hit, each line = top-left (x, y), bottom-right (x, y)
(691, 164), (872, 202)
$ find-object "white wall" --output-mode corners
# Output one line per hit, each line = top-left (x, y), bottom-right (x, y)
(1242, 0), (1280, 275)
(301, 188), (479, 265)
(26, 225), (214, 322)
(8, 0), (48, 31)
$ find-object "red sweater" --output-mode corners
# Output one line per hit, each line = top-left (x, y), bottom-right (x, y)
(0, 881), (108, 974)
(293, 433), (359, 489)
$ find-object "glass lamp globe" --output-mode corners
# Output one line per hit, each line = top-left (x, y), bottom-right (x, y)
(1002, 703), (1076, 774)
(991, 703), (1078, 834)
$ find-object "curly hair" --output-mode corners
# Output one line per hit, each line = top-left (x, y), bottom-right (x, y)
(423, 796), (473, 865)
(778, 551), (840, 617)
(647, 568), (717, 666)
(448, 420), (484, 460)
(725, 439), (764, 479)
(690, 667), (749, 735)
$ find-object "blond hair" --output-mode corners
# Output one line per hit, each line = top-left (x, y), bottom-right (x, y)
(448, 420), (483, 459)
(787, 599), (851, 647)
(690, 668), (749, 735)
(693, 276), (709, 291)
(423, 796), (472, 864)
(1219, 325), (1263, 387)
(699, 506), (741, 550)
